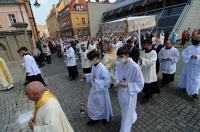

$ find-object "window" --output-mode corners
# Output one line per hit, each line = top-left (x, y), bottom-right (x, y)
(82, 18), (86, 24)
(8, 14), (16, 25)
(76, 5), (83, 11)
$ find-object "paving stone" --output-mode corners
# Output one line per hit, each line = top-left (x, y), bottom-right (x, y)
(1, 49), (200, 131)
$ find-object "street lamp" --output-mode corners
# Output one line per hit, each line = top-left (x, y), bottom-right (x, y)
(17, 0), (40, 8)
(34, 0), (40, 8)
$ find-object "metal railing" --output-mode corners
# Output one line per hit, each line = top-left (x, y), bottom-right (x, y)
(169, 2), (192, 38)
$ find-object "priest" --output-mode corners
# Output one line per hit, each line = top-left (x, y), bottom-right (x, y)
(65, 42), (79, 81)
(114, 47), (144, 132)
(83, 50), (113, 125)
(158, 39), (180, 84)
(26, 81), (74, 132)
(0, 57), (14, 90)
(179, 35), (200, 99)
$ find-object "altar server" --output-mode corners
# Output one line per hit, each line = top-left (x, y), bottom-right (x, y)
(115, 47), (144, 132)
(83, 50), (113, 125)
(158, 39), (180, 84)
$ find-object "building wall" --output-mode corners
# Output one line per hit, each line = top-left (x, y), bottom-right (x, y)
(37, 25), (49, 37)
(46, 13), (60, 38)
(0, 30), (33, 62)
(58, 12), (72, 37)
(176, 0), (200, 40)
(0, 4), (32, 31)
(70, 11), (88, 28)
(88, 3), (111, 35)
(70, 11), (89, 36)
(58, 11), (89, 37)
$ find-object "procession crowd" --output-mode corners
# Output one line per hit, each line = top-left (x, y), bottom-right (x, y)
(16, 28), (200, 132)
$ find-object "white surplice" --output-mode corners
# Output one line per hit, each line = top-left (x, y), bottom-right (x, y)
(21, 54), (41, 76)
(179, 45), (200, 95)
(34, 98), (74, 132)
(140, 50), (157, 83)
(81, 49), (92, 69)
(158, 47), (180, 74)
(115, 58), (144, 132)
(86, 62), (113, 121)
(65, 47), (76, 67)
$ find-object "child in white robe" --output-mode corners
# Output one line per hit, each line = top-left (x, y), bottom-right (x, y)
(115, 47), (144, 132)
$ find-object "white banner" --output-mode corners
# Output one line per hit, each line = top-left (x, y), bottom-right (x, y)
(101, 16), (156, 33)
(102, 18), (127, 34)
(127, 16), (156, 32)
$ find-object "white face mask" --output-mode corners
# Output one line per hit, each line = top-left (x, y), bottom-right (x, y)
(119, 58), (126, 63)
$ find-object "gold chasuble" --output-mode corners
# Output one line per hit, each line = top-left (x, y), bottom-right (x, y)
(33, 90), (74, 132)
(0, 57), (14, 90)
(34, 90), (55, 121)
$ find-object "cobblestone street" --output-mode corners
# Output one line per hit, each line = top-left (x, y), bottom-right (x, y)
(1, 47), (200, 132)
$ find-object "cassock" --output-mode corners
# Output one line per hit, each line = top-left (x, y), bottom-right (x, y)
(86, 62), (113, 121)
(65, 47), (78, 79)
(158, 47), (180, 84)
(115, 58), (144, 132)
(81, 49), (92, 74)
(0, 57), (14, 90)
(140, 49), (160, 98)
(152, 44), (164, 73)
(21, 54), (46, 86)
(179, 45), (200, 95)
(129, 44), (139, 63)
(34, 91), (74, 132)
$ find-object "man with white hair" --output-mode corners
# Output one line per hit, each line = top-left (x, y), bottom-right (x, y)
(26, 81), (74, 132)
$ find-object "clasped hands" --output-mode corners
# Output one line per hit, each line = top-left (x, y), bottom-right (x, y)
(113, 80), (128, 88)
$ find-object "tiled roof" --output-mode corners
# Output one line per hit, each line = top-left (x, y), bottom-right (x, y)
(0, 0), (17, 4)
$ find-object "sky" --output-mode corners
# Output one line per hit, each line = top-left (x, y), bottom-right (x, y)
(30, 0), (59, 26)
(31, 0), (116, 26)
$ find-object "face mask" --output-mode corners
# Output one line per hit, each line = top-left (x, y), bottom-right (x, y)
(119, 58), (126, 63)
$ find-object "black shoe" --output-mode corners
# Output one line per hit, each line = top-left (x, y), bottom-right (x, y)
(101, 119), (109, 125)
(141, 98), (149, 104)
(192, 94), (198, 99)
(86, 120), (99, 126)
